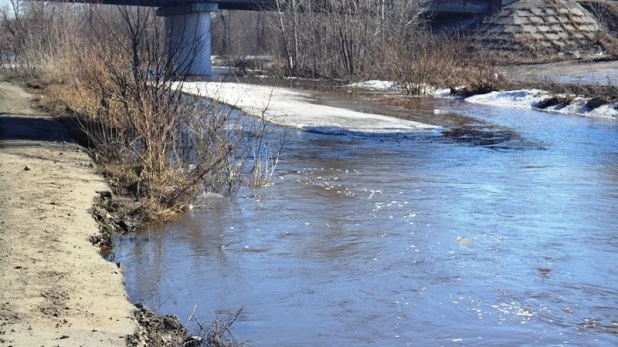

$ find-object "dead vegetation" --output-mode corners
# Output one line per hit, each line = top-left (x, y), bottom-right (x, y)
(125, 303), (248, 347)
(580, 0), (618, 40)
(1, 2), (268, 345)
(210, 1), (506, 96)
(187, 307), (247, 347)
(268, 0), (504, 94)
(0, 2), (279, 224)
(126, 303), (190, 347)
(210, 1), (618, 96)
(511, 78), (618, 107)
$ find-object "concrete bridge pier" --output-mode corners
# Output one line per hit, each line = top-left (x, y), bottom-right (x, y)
(157, 3), (218, 76)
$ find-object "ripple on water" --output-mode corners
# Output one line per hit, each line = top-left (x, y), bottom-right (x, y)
(115, 102), (618, 346)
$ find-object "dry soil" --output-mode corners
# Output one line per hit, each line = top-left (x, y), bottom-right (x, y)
(0, 78), (137, 346)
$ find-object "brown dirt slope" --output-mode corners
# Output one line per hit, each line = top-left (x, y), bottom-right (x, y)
(0, 78), (137, 346)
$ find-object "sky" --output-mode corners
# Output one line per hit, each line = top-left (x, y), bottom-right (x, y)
(0, 0), (15, 13)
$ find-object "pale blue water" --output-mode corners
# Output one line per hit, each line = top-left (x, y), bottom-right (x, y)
(115, 99), (618, 346)
(539, 69), (618, 86)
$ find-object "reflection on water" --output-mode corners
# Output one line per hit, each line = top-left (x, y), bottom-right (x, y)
(115, 100), (618, 346)
(441, 126), (545, 150)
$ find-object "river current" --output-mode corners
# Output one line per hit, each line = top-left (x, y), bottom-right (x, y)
(114, 97), (618, 346)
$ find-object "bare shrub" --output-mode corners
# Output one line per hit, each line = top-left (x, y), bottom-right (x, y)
(264, 0), (504, 94)
(382, 32), (458, 94)
(580, 0), (618, 54)
(186, 306), (247, 347)
(454, 48), (506, 94)
(381, 31), (506, 95)
(250, 111), (284, 189)
(0, 1), (84, 79)
(65, 7), (264, 218)
(267, 0), (428, 80)
(1, 3), (280, 221)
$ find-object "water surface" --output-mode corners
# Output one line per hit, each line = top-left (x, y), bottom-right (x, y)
(115, 99), (618, 346)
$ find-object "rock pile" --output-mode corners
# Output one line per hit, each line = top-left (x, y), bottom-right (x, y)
(473, 0), (615, 59)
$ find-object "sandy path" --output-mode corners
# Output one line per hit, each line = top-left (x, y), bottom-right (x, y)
(0, 79), (137, 345)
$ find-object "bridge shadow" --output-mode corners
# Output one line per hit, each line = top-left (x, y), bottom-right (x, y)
(0, 113), (74, 144)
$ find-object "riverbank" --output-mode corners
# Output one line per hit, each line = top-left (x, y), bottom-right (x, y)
(113, 81), (618, 346)
(211, 57), (618, 120)
(0, 79), (138, 345)
(462, 88), (618, 119)
(336, 61), (618, 119)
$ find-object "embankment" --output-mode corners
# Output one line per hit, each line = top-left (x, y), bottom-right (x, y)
(0, 78), (137, 345)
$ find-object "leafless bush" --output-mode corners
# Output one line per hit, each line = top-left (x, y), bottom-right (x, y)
(382, 32), (457, 94)
(381, 31), (506, 95)
(250, 108), (285, 188)
(71, 7), (280, 218)
(266, 0), (428, 79)
(264, 0), (503, 93)
(212, 10), (275, 57)
(0, 0), (85, 79)
(1, 3), (281, 221)
(187, 306), (247, 347)
(580, 0), (618, 55)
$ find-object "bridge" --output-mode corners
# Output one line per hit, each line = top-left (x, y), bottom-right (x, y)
(71, 0), (502, 13)
(52, 0), (504, 75)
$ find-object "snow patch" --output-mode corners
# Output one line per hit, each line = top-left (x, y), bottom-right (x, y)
(459, 89), (617, 119)
(433, 88), (453, 98)
(346, 80), (398, 91)
(177, 82), (439, 134)
(347, 80), (445, 96)
(587, 103), (618, 119)
(465, 90), (551, 108)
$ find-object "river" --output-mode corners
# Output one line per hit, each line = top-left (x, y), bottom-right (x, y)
(114, 95), (618, 346)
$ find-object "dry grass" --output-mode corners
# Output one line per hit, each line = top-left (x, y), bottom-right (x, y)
(381, 33), (507, 96)
(2, 4), (277, 224)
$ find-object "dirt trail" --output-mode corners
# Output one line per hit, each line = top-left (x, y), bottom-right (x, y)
(0, 79), (137, 346)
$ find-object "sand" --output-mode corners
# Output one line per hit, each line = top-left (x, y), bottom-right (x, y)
(0, 78), (137, 346)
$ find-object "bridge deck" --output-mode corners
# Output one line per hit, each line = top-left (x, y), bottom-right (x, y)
(48, 0), (500, 14)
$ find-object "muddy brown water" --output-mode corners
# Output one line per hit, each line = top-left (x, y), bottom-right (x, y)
(115, 90), (618, 346)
